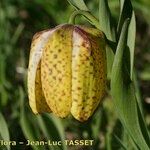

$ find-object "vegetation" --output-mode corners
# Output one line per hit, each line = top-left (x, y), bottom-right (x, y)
(0, 0), (150, 150)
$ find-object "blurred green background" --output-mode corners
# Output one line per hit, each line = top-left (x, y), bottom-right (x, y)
(0, 0), (150, 150)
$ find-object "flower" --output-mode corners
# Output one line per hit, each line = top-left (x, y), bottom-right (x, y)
(28, 24), (106, 122)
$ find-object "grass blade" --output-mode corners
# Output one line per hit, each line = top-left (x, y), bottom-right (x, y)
(0, 112), (10, 150)
(67, 0), (88, 11)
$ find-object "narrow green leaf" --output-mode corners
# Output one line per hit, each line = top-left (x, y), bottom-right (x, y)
(117, 2), (144, 139)
(117, 0), (136, 80)
(0, 55), (11, 88)
(114, 135), (127, 150)
(91, 108), (102, 139)
(37, 114), (67, 150)
(19, 87), (43, 150)
(36, 116), (54, 150)
(99, 0), (116, 79)
(106, 132), (112, 150)
(117, 0), (132, 37)
(105, 45), (115, 79)
(127, 12), (136, 79)
(117, 4), (149, 146)
(137, 105), (150, 146)
(47, 114), (67, 150)
(67, 0), (88, 11)
(11, 23), (24, 45)
(133, 71), (143, 113)
(0, 86), (9, 107)
(111, 19), (150, 149)
(0, 112), (10, 150)
(119, 0), (125, 12)
(99, 0), (116, 41)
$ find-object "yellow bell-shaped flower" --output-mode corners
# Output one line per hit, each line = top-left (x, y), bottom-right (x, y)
(28, 24), (106, 122)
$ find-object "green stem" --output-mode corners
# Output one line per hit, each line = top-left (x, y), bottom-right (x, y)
(68, 10), (100, 29)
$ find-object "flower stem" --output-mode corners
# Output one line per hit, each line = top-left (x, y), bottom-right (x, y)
(68, 10), (100, 30)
